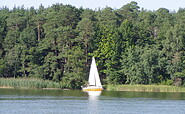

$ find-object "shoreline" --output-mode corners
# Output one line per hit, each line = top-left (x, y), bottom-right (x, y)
(1, 78), (185, 92)
(106, 84), (185, 92)
(1, 84), (185, 92)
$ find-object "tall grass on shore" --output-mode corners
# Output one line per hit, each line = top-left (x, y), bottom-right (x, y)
(107, 85), (185, 92)
(0, 78), (62, 89)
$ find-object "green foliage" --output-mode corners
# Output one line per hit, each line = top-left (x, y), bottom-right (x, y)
(161, 79), (174, 86)
(173, 70), (185, 79)
(0, 2), (185, 89)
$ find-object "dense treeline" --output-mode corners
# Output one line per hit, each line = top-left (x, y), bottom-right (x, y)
(0, 2), (185, 89)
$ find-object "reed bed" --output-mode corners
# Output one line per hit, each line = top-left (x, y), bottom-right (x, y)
(107, 84), (185, 92)
(0, 78), (62, 89)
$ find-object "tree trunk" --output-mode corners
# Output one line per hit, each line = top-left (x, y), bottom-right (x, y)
(37, 22), (41, 41)
(85, 44), (88, 65)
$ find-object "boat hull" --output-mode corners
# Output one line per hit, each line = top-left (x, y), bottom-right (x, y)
(82, 87), (103, 91)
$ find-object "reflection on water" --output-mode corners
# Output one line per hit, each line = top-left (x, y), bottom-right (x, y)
(86, 91), (102, 114)
(86, 91), (102, 100)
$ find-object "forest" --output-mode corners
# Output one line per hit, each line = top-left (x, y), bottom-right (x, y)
(0, 1), (185, 89)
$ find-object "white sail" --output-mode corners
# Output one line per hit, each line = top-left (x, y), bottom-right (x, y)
(88, 57), (102, 87)
(88, 57), (96, 85)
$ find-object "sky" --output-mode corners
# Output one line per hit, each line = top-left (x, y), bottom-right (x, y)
(1, 0), (185, 11)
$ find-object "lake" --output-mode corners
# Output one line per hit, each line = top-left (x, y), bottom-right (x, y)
(0, 88), (185, 114)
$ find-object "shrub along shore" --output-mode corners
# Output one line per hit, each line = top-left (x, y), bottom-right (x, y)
(0, 78), (62, 89)
(106, 85), (185, 92)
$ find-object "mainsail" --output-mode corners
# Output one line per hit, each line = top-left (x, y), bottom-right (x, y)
(88, 57), (102, 87)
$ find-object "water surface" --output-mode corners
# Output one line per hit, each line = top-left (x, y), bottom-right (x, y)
(0, 88), (185, 114)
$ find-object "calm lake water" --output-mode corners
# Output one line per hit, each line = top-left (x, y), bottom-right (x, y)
(0, 88), (185, 114)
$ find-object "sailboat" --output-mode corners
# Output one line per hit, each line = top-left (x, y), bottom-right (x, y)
(82, 57), (103, 91)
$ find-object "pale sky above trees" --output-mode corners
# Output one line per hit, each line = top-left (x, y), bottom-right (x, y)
(1, 0), (185, 11)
